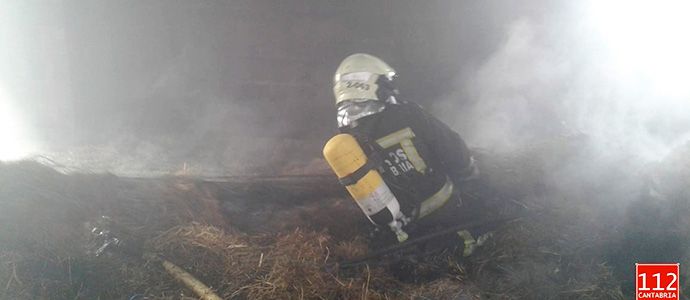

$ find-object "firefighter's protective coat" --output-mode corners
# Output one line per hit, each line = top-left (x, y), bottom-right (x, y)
(339, 102), (474, 220)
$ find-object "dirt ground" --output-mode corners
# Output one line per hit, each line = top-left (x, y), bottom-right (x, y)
(1, 137), (688, 299)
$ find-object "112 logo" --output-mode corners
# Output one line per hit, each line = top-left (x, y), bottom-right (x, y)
(636, 263), (680, 300)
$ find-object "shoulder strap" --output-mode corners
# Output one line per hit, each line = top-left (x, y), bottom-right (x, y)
(338, 150), (383, 186)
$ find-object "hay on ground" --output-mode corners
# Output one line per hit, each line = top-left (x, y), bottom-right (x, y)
(2, 139), (688, 299)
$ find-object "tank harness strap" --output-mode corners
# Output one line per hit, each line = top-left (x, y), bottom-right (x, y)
(416, 177), (454, 219)
(338, 151), (383, 186)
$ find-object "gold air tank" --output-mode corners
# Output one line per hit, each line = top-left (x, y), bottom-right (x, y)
(323, 133), (408, 242)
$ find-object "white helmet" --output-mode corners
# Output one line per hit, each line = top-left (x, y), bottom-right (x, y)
(333, 53), (398, 127)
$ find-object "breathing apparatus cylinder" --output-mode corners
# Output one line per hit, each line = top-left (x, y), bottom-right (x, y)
(323, 133), (409, 242)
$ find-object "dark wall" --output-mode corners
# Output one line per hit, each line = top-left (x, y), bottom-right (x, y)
(2, 0), (566, 172)
(57, 0), (553, 142)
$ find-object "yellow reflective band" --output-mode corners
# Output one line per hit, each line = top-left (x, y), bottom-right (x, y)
(418, 177), (454, 219)
(376, 127), (427, 174)
(400, 139), (427, 174)
(376, 127), (415, 148)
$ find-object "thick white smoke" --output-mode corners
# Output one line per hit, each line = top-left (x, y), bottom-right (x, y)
(437, 9), (690, 162)
(0, 86), (36, 161)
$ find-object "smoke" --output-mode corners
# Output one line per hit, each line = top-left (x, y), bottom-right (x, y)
(0, 86), (37, 161)
(2, 1), (688, 177)
(437, 10), (690, 162)
(0, 1), (333, 175)
(432, 9), (690, 291)
(435, 19), (572, 151)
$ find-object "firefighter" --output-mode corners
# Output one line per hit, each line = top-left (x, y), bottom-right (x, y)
(330, 53), (489, 256)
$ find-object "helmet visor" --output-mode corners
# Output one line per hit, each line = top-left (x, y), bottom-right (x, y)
(337, 100), (385, 128)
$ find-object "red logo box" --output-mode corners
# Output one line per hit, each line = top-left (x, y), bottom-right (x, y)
(636, 263), (680, 300)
